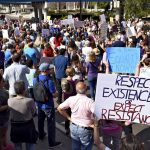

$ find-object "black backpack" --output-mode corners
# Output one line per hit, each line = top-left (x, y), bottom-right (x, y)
(33, 76), (52, 103)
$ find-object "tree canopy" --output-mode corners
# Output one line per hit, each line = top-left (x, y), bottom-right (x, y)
(124, 0), (150, 18)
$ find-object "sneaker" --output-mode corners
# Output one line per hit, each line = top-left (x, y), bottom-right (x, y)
(39, 132), (47, 140)
(49, 142), (62, 149)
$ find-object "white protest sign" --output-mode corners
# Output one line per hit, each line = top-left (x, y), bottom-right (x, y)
(100, 14), (106, 23)
(42, 29), (50, 37)
(49, 20), (53, 26)
(130, 26), (137, 36)
(68, 15), (72, 19)
(127, 27), (137, 37)
(2, 29), (9, 39)
(32, 23), (37, 31)
(94, 73), (150, 125)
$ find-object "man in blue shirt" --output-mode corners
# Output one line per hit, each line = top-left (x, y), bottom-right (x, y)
(53, 48), (68, 104)
(33, 63), (61, 148)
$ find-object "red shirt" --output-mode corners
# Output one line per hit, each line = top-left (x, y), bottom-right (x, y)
(43, 47), (54, 57)
(54, 37), (63, 48)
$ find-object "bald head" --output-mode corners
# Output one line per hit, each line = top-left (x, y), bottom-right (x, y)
(76, 82), (87, 94)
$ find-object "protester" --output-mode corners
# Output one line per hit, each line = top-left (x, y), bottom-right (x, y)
(33, 63), (62, 148)
(0, 74), (13, 150)
(8, 80), (37, 150)
(3, 53), (30, 97)
(58, 82), (95, 150)
(61, 67), (77, 135)
(86, 52), (100, 99)
(53, 48), (69, 104)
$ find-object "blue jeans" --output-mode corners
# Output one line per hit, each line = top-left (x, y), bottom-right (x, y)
(70, 123), (93, 150)
(14, 143), (35, 150)
(88, 77), (97, 100)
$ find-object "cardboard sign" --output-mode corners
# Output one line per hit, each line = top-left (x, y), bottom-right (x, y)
(2, 29), (9, 39)
(94, 73), (150, 125)
(42, 29), (50, 37)
(106, 47), (140, 74)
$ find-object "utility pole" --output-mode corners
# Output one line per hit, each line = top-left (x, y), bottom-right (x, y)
(80, 0), (82, 20)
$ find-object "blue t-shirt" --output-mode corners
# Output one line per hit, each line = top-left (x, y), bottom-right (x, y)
(24, 47), (38, 65)
(53, 55), (68, 79)
(33, 74), (56, 109)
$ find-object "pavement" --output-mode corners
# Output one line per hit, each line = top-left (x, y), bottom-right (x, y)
(7, 99), (150, 150)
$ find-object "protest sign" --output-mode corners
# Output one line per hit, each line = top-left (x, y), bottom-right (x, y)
(94, 73), (150, 125)
(2, 29), (9, 39)
(49, 20), (53, 25)
(110, 17), (114, 23)
(127, 27), (137, 37)
(68, 15), (72, 19)
(47, 16), (51, 21)
(61, 19), (74, 27)
(100, 22), (108, 40)
(106, 47), (140, 74)
(32, 23), (37, 31)
(100, 14), (106, 23)
(42, 29), (50, 37)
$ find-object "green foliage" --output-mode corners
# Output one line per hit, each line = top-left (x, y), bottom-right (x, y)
(124, 0), (150, 18)
(97, 2), (109, 9)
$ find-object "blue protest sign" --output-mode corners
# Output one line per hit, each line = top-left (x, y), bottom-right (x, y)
(106, 47), (140, 74)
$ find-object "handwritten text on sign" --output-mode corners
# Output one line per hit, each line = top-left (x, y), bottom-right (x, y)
(94, 74), (150, 124)
(106, 47), (140, 74)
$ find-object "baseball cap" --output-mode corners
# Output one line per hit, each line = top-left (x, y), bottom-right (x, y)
(39, 63), (50, 71)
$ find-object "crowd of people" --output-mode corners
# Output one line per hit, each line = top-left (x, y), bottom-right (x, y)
(0, 14), (150, 150)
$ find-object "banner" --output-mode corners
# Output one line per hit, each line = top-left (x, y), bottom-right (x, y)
(106, 47), (140, 74)
(74, 20), (84, 28)
(94, 73), (150, 124)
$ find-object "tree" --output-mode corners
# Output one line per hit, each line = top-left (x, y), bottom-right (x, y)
(124, 0), (150, 18)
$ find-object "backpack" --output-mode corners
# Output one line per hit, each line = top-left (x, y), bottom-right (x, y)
(33, 76), (52, 103)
